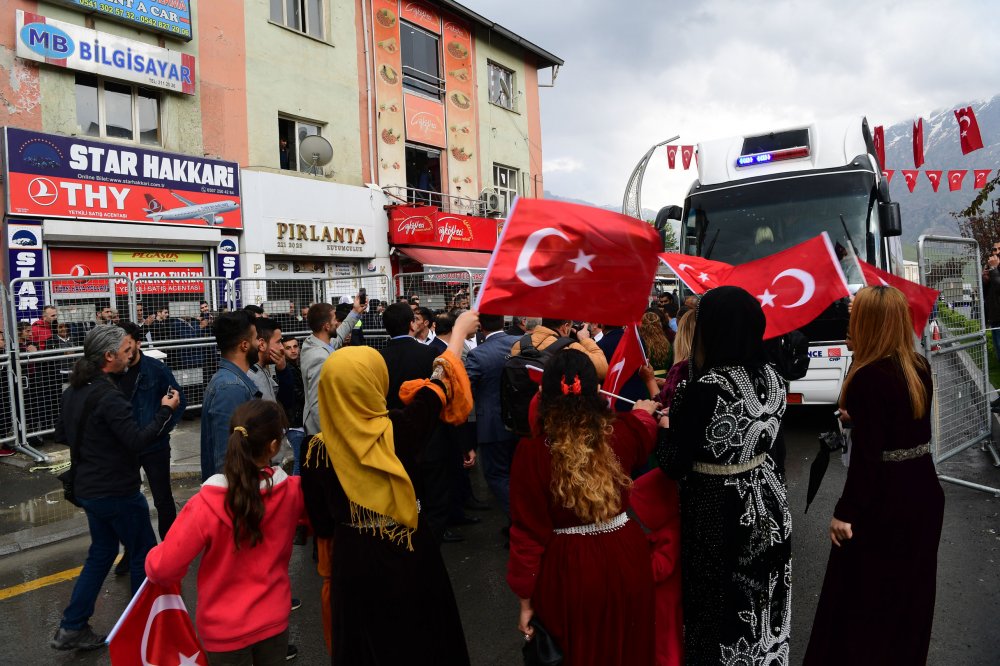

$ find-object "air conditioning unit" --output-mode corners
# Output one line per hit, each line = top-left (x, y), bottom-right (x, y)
(479, 188), (502, 216)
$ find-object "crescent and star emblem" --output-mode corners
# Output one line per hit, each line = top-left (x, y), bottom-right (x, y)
(959, 114), (971, 128)
(141, 594), (202, 666)
(757, 268), (816, 309)
(515, 228), (596, 288)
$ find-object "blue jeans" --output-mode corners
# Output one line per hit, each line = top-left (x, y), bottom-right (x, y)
(478, 437), (518, 517)
(286, 429), (305, 476)
(61, 493), (156, 630)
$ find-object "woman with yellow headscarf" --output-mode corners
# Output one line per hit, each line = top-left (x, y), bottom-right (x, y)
(301, 310), (479, 666)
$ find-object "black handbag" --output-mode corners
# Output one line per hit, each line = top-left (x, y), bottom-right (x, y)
(57, 384), (108, 507)
(522, 617), (563, 666)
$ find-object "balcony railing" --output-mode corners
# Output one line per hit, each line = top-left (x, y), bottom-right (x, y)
(382, 185), (488, 217)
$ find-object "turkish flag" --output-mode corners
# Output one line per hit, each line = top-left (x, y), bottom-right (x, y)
(602, 324), (647, 409)
(859, 260), (939, 337)
(925, 170), (943, 192)
(955, 106), (985, 154)
(476, 198), (661, 323)
(912, 119), (925, 168)
(721, 233), (850, 339)
(108, 580), (206, 666)
(873, 125), (886, 168)
(666, 145), (678, 169)
(902, 169), (919, 193)
(948, 170), (967, 191)
(974, 169), (992, 189)
(658, 253), (734, 293)
(681, 146), (694, 169)
(882, 169), (894, 184)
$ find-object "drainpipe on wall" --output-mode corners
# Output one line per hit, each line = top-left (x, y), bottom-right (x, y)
(360, 0), (377, 184)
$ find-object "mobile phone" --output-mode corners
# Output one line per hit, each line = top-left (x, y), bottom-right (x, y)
(358, 288), (367, 305)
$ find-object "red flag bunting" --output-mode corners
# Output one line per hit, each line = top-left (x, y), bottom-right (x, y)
(925, 170), (942, 192)
(974, 169), (992, 189)
(859, 260), (939, 337)
(658, 253), (734, 294)
(912, 118), (924, 168)
(681, 146), (694, 169)
(666, 145), (678, 169)
(902, 169), (919, 193)
(948, 170), (967, 191)
(873, 125), (886, 168)
(882, 169), (894, 184)
(955, 106), (985, 154)
(108, 580), (207, 666)
(602, 324), (647, 409)
(475, 198), (661, 324)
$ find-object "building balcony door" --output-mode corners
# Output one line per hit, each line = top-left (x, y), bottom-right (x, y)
(405, 144), (441, 207)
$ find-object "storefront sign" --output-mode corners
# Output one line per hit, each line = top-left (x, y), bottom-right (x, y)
(275, 222), (368, 254)
(400, 1), (441, 33)
(217, 236), (240, 307)
(48, 247), (206, 295)
(3, 128), (241, 228)
(6, 221), (45, 321)
(49, 247), (112, 295)
(45, 0), (193, 41)
(389, 206), (502, 252)
(404, 93), (446, 148)
(16, 11), (195, 95)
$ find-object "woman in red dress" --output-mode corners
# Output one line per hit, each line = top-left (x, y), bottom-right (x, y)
(507, 349), (660, 666)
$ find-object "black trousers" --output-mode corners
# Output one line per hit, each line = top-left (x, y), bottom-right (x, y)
(139, 447), (176, 540)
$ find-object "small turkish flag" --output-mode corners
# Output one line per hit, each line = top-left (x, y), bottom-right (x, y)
(658, 253), (734, 294)
(108, 580), (206, 666)
(955, 106), (985, 154)
(873, 125), (886, 168)
(925, 170), (943, 192)
(912, 119), (924, 168)
(602, 324), (647, 409)
(948, 170), (968, 191)
(476, 198), (661, 324)
(974, 169), (992, 189)
(859, 260), (939, 337)
(681, 146), (694, 169)
(902, 169), (919, 193)
(882, 169), (894, 184)
(721, 233), (850, 339)
(666, 145), (677, 169)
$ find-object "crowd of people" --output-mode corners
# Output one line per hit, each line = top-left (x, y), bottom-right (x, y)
(39, 282), (943, 666)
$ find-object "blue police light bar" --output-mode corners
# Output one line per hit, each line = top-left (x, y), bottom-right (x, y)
(736, 146), (810, 168)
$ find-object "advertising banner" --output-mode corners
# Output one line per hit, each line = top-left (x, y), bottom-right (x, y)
(110, 250), (205, 295)
(45, 0), (193, 41)
(404, 93), (446, 149)
(3, 128), (242, 228)
(6, 221), (45, 322)
(48, 247), (111, 295)
(388, 205), (502, 252)
(16, 10), (195, 95)
(217, 236), (240, 307)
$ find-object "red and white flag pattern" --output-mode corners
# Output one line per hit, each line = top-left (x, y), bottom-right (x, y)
(955, 106), (985, 154)
(882, 169), (894, 184)
(974, 169), (992, 189)
(859, 260), (939, 337)
(873, 125), (886, 168)
(658, 253), (734, 293)
(902, 169), (919, 193)
(948, 170), (967, 191)
(601, 324), (647, 409)
(108, 580), (206, 666)
(925, 170), (942, 192)
(666, 145), (678, 169)
(681, 146), (694, 169)
(912, 118), (925, 168)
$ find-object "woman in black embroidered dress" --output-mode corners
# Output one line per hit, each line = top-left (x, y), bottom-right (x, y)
(656, 286), (791, 665)
(804, 286), (942, 665)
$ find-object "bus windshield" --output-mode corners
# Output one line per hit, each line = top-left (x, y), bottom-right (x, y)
(683, 170), (876, 282)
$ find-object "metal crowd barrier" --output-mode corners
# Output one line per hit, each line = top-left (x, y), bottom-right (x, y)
(396, 270), (477, 313)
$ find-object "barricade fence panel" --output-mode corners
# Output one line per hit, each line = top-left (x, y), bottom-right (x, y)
(1, 289), (16, 448)
(396, 271), (475, 314)
(234, 278), (322, 339)
(917, 235), (992, 465)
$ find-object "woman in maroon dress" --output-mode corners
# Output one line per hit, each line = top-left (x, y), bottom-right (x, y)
(507, 349), (660, 666)
(805, 286), (944, 665)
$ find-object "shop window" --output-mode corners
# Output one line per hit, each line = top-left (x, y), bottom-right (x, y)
(401, 22), (443, 98)
(278, 117), (324, 172)
(493, 164), (519, 215)
(406, 144), (442, 206)
(488, 62), (516, 111)
(270, 0), (324, 39)
(74, 74), (160, 145)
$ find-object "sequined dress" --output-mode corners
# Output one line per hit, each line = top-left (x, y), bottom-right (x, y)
(657, 364), (791, 665)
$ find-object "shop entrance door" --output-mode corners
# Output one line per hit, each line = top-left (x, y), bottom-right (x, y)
(405, 144), (441, 207)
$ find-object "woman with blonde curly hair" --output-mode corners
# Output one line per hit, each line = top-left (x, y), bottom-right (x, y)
(507, 349), (661, 666)
(640, 309), (673, 378)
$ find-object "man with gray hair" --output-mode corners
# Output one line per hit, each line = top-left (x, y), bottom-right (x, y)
(51, 326), (180, 652)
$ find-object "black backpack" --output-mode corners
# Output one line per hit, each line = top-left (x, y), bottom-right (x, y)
(500, 333), (576, 436)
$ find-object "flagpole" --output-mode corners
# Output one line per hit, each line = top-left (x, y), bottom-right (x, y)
(105, 577), (149, 644)
(598, 389), (665, 418)
(473, 196), (519, 312)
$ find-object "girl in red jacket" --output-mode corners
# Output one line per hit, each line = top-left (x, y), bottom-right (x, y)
(146, 400), (305, 665)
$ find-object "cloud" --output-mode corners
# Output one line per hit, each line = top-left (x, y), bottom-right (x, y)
(543, 157), (584, 173)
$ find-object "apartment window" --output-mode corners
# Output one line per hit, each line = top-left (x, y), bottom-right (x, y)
(488, 62), (515, 111)
(493, 164), (519, 214)
(75, 74), (160, 145)
(278, 117), (324, 172)
(406, 144), (442, 206)
(270, 0), (324, 39)
(401, 22), (443, 98)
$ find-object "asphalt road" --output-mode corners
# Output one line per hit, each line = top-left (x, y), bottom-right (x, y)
(1, 405), (999, 665)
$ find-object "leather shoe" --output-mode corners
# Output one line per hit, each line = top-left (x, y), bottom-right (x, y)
(464, 497), (491, 511)
(114, 553), (129, 576)
(51, 625), (106, 651)
(441, 529), (465, 543)
(449, 514), (482, 526)
(286, 644), (298, 660)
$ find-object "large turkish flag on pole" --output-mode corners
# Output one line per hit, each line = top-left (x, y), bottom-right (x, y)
(658, 253), (734, 293)
(108, 580), (207, 666)
(602, 324), (647, 409)
(859, 260), (939, 337)
(723, 233), (850, 339)
(955, 106), (985, 154)
(475, 198), (661, 323)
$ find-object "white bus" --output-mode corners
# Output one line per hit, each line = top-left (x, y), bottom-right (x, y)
(673, 117), (903, 404)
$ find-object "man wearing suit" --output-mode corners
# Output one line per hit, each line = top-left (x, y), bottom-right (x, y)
(465, 314), (521, 518)
(597, 325), (647, 412)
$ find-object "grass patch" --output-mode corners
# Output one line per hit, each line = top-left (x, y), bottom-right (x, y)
(935, 305), (1000, 391)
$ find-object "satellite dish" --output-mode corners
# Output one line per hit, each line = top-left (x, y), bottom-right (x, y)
(299, 135), (333, 175)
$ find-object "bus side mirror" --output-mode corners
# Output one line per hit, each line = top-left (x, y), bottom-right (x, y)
(654, 205), (683, 230)
(879, 202), (902, 237)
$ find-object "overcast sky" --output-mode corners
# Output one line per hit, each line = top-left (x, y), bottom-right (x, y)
(462, 0), (1000, 211)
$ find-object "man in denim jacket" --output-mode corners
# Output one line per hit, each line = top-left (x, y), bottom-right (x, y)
(200, 311), (261, 481)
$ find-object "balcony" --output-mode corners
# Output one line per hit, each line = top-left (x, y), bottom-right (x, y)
(382, 185), (495, 217)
